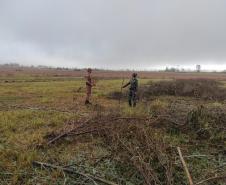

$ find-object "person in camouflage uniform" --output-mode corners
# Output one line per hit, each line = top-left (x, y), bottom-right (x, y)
(122, 73), (138, 107)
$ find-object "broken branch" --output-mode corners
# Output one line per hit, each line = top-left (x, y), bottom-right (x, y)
(177, 147), (194, 185)
(195, 175), (226, 185)
(32, 161), (118, 185)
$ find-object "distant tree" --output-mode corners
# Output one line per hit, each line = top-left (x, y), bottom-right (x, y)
(165, 67), (178, 72)
(196, 65), (201, 72)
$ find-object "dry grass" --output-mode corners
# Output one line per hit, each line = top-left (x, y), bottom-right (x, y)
(2, 66), (226, 80)
(0, 73), (225, 184)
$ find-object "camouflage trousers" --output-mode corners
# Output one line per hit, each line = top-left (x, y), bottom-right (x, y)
(128, 90), (137, 107)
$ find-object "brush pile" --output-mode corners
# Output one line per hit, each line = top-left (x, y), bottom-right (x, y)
(108, 79), (226, 100)
(141, 79), (226, 100)
(42, 102), (226, 185)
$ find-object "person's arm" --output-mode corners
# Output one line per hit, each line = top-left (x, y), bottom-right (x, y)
(122, 81), (130, 88)
(85, 76), (92, 86)
(91, 78), (96, 86)
(86, 81), (92, 86)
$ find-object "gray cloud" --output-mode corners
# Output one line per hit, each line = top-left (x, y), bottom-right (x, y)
(0, 0), (226, 69)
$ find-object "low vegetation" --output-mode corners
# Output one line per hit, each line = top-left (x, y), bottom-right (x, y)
(0, 74), (225, 184)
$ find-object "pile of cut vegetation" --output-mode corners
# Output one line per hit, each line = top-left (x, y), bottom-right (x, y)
(140, 79), (226, 100)
(41, 103), (226, 185)
(108, 79), (226, 100)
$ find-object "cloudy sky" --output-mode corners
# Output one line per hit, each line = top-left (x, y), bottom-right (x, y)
(0, 0), (226, 70)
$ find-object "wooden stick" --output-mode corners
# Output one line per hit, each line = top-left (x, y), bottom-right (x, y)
(183, 154), (212, 158)
(177, 147), (194, 185)
(67, 128), (102, 136)
(195, 175), (226, 185)
(47, 132), (68, 145)
(47, 118), (92, 145)
(33, 161), (118, 185)
(119, 78), (125, 106)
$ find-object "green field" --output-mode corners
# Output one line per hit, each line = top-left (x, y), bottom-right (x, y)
(0, 76), (225, 185)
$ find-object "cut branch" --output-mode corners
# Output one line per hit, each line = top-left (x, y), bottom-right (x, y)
(32, 161), (118, 185)
(47, 118), (92, 145)
(177, 147), (194, 185)
(195, 175), (226, 185)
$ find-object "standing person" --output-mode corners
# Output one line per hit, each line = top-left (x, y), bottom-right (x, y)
(122, 73), (138, 107)
(85, 68), (94, 105)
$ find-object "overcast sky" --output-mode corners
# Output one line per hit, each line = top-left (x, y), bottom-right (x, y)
(0, 0), (226, 70)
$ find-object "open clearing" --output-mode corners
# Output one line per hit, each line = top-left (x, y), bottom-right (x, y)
(0, 70), (225, 185)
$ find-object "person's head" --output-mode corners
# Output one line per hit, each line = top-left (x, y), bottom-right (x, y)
(132, 73), (137, 78)
(87, 68), (92, 74)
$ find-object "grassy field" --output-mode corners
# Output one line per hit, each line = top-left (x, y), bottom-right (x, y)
(0, 72), (225, 185)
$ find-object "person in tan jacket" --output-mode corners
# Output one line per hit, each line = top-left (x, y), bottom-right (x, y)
(85, 68), (94, 105)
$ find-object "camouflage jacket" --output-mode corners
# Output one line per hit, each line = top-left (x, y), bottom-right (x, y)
(123, 77), (138, 91)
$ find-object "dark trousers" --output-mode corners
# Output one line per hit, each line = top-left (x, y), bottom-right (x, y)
(129, 90), (137, 107)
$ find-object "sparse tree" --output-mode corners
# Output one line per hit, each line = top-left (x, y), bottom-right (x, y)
(196, 65), (201, 72)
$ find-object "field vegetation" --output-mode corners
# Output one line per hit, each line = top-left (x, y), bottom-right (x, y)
(0, 70), (225, 185)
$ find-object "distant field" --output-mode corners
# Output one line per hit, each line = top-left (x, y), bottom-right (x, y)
(1, 66), (226, 80)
